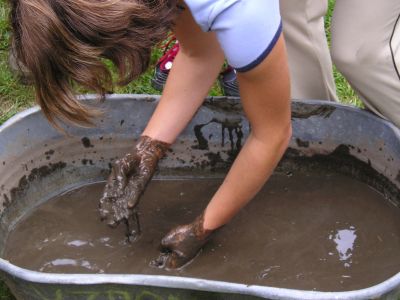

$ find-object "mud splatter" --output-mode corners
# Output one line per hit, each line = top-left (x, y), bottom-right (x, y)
(44, 150), (55, 156)
(81, 137), (94, 148)
(193, 124), (209, 150)
(205, 152), (224, 169)
(296, 138), (309, 148)
(203, 97), (243, 113)
(193, 118), (243, 156)
(9, 162), (67, 202)
(281, 145), (400, 205)
(291, 103), (336, 119)
(45, 149), (55, 160)
(2, 194), (10, 208)
(81, 159), (94, 166)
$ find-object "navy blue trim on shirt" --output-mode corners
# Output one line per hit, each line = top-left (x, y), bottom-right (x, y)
(236, 21), (283, 73)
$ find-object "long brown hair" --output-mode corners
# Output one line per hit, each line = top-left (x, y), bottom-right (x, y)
(9, 0), (177, 127)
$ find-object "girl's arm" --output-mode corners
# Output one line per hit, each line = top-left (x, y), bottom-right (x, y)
(159, 35), (291, 269)
(99, 5), (226, 229)
(142, 5), (225, 142)
(203, 35), (291, 230)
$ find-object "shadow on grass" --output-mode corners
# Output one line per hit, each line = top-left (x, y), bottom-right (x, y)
(0, 281), (15, 300)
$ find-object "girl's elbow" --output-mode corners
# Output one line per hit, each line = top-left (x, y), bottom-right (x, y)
(277, 122), (292, 153)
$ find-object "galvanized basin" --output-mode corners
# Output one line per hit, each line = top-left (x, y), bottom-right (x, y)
(0, 95), (400, 300)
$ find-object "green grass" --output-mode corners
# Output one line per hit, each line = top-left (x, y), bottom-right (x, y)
(0, 1), (361, 298)
(0, 4), (34, 125)
(0, 281), (14, 300)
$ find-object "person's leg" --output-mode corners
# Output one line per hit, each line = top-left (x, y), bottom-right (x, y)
(331, 0), (400, 127)
(280, 0), (337, 101)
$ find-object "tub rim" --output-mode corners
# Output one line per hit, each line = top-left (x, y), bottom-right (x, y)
(2, 257), (400, 300)
(1, 94), (399, 138)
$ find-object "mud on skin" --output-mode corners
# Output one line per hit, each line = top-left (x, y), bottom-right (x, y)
(152, 212), (215, 269)
(99, 135), (169, 240)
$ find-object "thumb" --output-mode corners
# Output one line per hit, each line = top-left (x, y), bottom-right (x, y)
(124, 176), (145, 209)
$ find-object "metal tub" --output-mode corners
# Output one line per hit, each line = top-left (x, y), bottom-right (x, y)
(0, 95), (400, 300)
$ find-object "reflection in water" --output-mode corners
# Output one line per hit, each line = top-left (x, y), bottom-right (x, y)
(67, 240), (91, 247)
(329, 226), (357, 268)
(258, 265), (280, 279)
(40, 258), (104, 273)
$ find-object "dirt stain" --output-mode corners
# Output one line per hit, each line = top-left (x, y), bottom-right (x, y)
(81, 137), (94, 148)
(193, 118), (243, 157)
(8, 162), (67, 203)
(295, 138), (309, 148)
(291, 103), (336, 119)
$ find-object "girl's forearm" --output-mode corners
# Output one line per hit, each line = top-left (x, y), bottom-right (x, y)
(142, 41), (224, 143)
(203, 127), (291, 230)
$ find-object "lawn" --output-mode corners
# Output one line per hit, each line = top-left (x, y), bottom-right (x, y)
(0, 1), (359, 298)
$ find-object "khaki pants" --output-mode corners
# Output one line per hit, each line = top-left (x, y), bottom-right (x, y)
(280, 0), (337, 101)
(281, 0), (400, 127)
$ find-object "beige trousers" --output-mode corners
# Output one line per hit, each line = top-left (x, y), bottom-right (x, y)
(280, 0), (337, 101)
(281, 0), (400, 127)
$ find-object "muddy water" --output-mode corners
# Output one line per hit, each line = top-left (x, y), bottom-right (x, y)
(4, 170), (400, 291)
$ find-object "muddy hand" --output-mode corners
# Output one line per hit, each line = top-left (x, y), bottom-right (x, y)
(99, 135), (170, 229)
(155, 213), (215, 269)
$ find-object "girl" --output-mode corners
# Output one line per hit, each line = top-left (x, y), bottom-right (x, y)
(10, 0), (291, 269)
